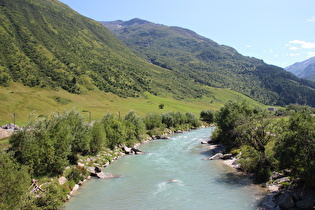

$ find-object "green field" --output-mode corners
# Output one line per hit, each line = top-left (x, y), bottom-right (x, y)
(0, 83), (266, 125)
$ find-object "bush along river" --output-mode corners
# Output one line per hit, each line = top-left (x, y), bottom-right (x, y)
(66, 127), (265, 210)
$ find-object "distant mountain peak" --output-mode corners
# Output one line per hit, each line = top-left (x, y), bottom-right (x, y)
(121, 18), (150, 26)
(285, 56), (315, 81)
(100, 18), (152, 30)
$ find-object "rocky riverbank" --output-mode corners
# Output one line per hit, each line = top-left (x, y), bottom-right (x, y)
(202, 141), (315, 209)
(62, 127), (198, 201)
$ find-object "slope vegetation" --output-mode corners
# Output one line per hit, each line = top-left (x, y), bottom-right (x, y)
(0, 0), (212, 99)
(102, 18), (315, 106)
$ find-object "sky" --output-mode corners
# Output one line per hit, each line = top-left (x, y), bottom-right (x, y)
(59, 0), (315, 68)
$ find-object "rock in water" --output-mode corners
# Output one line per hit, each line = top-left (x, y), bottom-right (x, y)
(96, 172), (114, 179)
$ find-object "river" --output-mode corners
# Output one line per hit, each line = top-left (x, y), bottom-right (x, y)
(66, 127), (265, 210)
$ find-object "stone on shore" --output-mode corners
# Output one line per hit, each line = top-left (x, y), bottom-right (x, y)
(58, 176), (67, 185)
(87, 166), (96, 174)
(208, 144), (226, 154)
(69, 184), (80, 196)
(209, 153), (223, 160)
(96, 172), (114, 179)
(221, 154), (233, 160)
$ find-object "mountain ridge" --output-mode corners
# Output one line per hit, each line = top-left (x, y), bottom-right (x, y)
(0, 0), (215, 100)
(285, 56), (315, 81)
(101, 18), (315, 106)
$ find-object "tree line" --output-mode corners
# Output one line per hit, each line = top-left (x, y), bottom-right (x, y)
(1, 110), (201, 209)
(210, 101), (315, 186)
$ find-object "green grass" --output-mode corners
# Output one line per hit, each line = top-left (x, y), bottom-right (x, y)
(0, 83), (267, 125)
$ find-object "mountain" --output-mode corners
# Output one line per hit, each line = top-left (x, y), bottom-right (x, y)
(0, 0), (210, 99)
(1, 0), (315, 108)
(285, 56), (315, 81)
(101, 18), (315, 106)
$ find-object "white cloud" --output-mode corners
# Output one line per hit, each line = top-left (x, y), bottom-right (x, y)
(289, 40), (315, 49)
(289, 46), (299, 50)
(308, 52), (315, 57)
(246, 45), (251, 48)
(269, 49), (273, 53)
(307, 17), (315, 22)
(288, 53), (300, 56)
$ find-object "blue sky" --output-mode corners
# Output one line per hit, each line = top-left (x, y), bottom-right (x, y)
(59, 0), (315, 68)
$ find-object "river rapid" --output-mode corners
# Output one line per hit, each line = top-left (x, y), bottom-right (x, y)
(66, 127), (265, 210)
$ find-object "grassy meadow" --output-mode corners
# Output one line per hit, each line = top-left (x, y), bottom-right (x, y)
(0, 83), (266, 126)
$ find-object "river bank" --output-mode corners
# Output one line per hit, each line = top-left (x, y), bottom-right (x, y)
(62, 126), (209, 202)
(66, 127), (265, 210)
(203, 142), (315, 209)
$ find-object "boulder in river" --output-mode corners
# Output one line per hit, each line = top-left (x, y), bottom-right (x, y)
(96, 172), (114, 179)
(167, 179), (179, 183)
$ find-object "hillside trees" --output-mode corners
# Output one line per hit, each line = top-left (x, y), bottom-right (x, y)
(103, 19), (315, 107)
(274, 112), (315, 186)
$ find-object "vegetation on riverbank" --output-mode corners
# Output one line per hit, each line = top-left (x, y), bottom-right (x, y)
(1, 109), (201, 209)
(1, 101), (314, 209)
(211, 101), (315, 187)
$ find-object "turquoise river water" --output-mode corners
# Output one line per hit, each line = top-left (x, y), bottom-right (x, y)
(66, 127), (265, 210)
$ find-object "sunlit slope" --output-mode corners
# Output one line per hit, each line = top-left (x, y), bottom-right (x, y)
(0, 83), (265, 125)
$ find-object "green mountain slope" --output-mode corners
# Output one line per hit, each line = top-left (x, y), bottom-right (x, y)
(101, 18), (315, 106)
(0, 0), (213, 99)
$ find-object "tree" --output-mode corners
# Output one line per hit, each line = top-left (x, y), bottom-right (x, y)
(212, 100), (254, 148)
(89, 121), (107, 155)
(159, 104), (164, 109)
(0, 151), (31, 209)
(124, 111), (146, 145)
(274, 112), (315, 186)
(200, 109), (215, 123)
(236, 118), (275, 182)
(100, 113), (127, 149)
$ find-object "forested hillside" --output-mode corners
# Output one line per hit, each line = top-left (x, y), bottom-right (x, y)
(0, 0), (211, 99)
(1, 0), (315, 108)
(102, 19), (315, 106)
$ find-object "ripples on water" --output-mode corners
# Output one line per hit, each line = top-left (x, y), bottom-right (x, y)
(66, 128), (265, 210)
